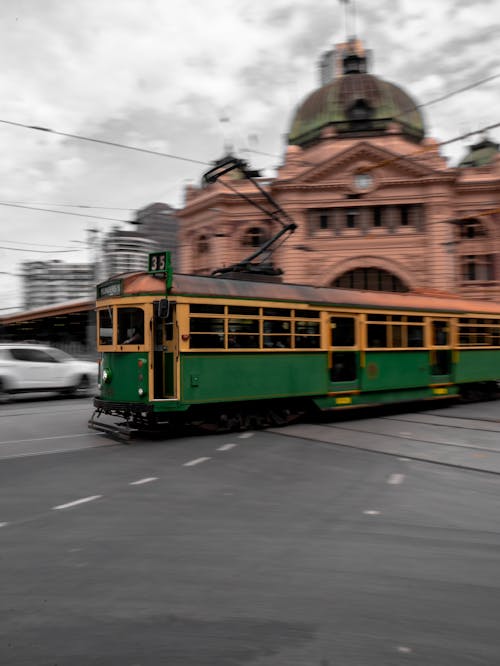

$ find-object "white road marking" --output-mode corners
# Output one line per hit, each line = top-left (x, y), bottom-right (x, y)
(0, 432), (105, 447)
(238, 432), (254, 439)
(52, 495), (102, 510)
(396, 646), (413, 654)
(183, 457), (211, 467)
(217, 443), (237, 451)
(399, 432), (413, 437)
(0, 522), (8, 528)
(363, 510), (381, 515)
(398, 457), (411, 462)
(130, 477), (158, 485)
(387, 473), (405, 485)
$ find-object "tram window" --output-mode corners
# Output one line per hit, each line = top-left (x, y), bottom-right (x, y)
(330, 317), (355, 347)
(190, 317), (224, 334)
(228, 306), (259, 315)
(228, 319), (259, 334)
(98, 309), (113, 346)
(367, 314), (389, 321)
(118, 307), (144, 345)
(408, 325), (424, 347)
(296, 321), (320, 335)
(229, 335), (259, 349)
(367, 324), (387, 348)
(190, 334), (224, 349)
(190, 304), (224, 314)
(264, 320), (290, 334)
(263, 307), (291, 317)
(295, 309), (320, 318)
(408, 315), (424, 322)
(432, 322), (448, 346)
(295, 335), (320, 348)
(263, 335), (291, 348)
(391, 325), (403, 347)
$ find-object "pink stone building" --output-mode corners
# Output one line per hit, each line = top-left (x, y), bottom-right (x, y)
(178, 40), (500, 301)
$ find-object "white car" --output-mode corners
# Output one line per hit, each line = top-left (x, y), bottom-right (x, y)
(0, 343), (98, 400)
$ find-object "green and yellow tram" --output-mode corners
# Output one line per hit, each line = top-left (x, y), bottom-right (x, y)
(90, 253), (500, 436)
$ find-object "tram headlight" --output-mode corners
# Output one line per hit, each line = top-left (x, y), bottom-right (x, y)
(138, 387), (146, 397)
(102, 368), (112, 383)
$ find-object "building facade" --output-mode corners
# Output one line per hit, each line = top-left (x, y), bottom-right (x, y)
(134, 202), (179, 266)
(178, 40), (500, 300)
(95, 227), (158, 283)
(21, 260), (95, 310)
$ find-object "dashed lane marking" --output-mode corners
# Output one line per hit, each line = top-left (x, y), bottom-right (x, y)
(183, 457), (211, 467)
(52, 495), (102, 510)
(238, 432), (254, 439)
(0, 432), (105, 447)
(363, 510), (381, 515)
(387, 473), (405, 485)
(0, 522), (8, 528)
(217, 443), (237, 451)
(130, 477), (158, 485)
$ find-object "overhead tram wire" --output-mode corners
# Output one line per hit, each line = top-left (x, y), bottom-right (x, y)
(0, 70), (497, 172)
(392, 71), (500, 121)
(245, 71), (500, 170)
(0, 201), (128, 222)
(0, 200), (135, 211)
(361, 120), (500, 174)
(0, 238), (81, 249)
(0, 118), (210, 166)
(0, 245), (80, 253)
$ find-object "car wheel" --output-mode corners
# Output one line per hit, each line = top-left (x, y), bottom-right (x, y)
(64, 375), (91, 397)
(0, 378), (10, 404)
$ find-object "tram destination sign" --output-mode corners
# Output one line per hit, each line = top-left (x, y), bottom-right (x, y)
(97, 280), (122, 298)
(148, 250), (173, 289)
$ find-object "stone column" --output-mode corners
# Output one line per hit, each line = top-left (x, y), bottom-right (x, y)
(424, 202), (457, 291)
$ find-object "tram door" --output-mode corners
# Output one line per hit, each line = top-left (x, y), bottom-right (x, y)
(329, 316), (359, 388)
(430, 319), (452, 381)
(152, 299), (177, 398)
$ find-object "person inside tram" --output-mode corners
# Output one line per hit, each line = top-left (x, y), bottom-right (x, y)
(122, 311), (144, 345)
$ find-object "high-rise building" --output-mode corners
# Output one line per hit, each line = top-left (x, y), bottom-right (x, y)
(134, 202), (178, 267)
(95, 227), (158, 283)
(21, 260), (95, 310)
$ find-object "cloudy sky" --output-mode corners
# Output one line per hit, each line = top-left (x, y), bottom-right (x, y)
(1, 0), (499, 310)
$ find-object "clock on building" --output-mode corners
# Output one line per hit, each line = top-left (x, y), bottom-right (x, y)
(354, 172), (373, 190)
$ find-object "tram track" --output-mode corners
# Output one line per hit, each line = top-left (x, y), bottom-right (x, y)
(318, 420), (500, 454)
(272, 407), (500, 475)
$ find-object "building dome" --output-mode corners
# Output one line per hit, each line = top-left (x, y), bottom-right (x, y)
(289, 48), (425, 146)
(458, 138), (499, 167)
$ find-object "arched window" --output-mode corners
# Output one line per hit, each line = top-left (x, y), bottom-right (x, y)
(196, 234), (210, 254)
(242, 227), (267, 248)
(461, 255), (495, 282)
(347, 99), (374, 122)
(333, 268), (408, 292)
(459, 218), (487, 239)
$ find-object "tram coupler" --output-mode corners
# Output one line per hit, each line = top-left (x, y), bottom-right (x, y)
(88, 409), (134, 442)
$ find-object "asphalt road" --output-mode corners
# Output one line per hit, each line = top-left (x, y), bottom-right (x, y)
(0, 396), (499, 665)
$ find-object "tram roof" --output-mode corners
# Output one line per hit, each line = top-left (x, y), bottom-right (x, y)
(116, 272), (500, 316)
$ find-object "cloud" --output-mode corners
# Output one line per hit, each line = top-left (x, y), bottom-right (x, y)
(0, 0), (499, 308)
